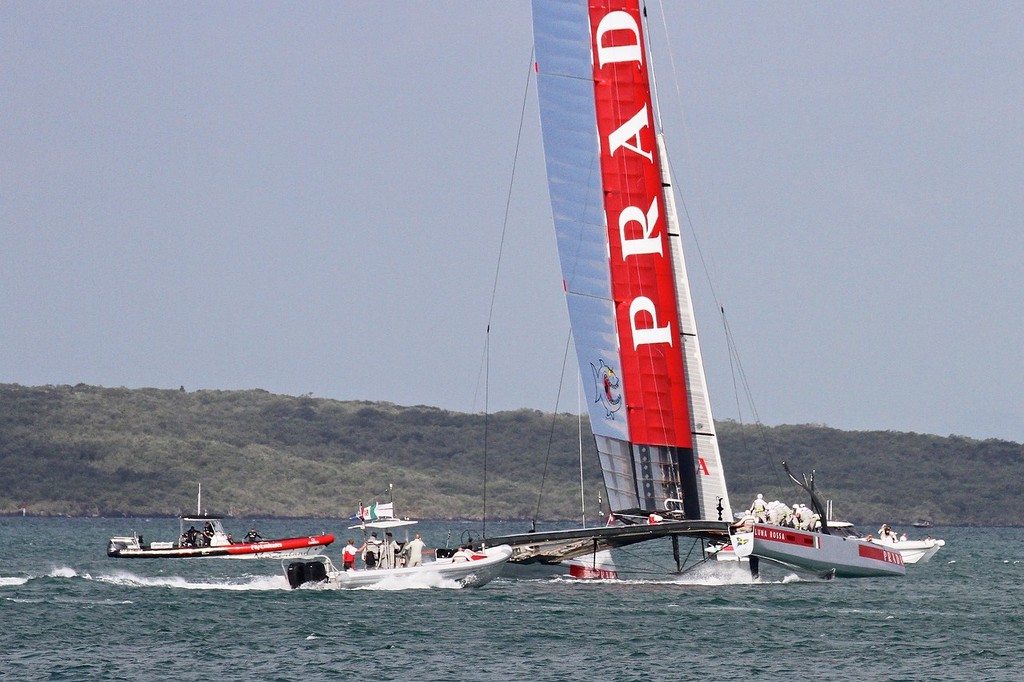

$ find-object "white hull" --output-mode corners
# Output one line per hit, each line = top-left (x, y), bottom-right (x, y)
(347, 519), (418, 530)
(732, 524), (905, 578)
(287, 545), (513, 589)
(873, 538), (945, 564)
(717, 535), (944, 568)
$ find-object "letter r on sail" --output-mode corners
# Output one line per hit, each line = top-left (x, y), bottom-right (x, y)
(618, 198), (662, 259)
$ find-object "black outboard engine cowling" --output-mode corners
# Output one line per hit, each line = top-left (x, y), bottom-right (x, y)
(286, 560), (329, 589)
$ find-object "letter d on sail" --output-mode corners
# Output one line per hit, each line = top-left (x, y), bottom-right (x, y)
(594, 11), (643, 67)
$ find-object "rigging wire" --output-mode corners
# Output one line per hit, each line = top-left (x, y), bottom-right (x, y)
(645, 1), (783, 488)
(610, 538), (714, 577)
(478, 47), (538, 537)
(482, 327), (488, 539)
(578, 365), (587, 529)
(473, 46), (536, 413)
(531, 329), (574, 528)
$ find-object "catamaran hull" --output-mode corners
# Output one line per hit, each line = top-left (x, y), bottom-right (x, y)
(732, 525), (905, 578)
(565, 549), (618, 579)
(107, 534), (335, 559)
(501, 549), (619, 580)
(286, 545), (513, 589)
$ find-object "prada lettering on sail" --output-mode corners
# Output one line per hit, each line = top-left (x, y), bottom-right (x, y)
(589, 2), (691, 447)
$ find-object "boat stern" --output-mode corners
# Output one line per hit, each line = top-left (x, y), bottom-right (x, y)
(107, 535), (141, 556)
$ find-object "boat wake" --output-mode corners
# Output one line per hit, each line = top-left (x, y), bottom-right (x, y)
(0, 576), (29, 587)
(542, 562), (804, 587)
(93, 570), (286, 591)
(19, 565), (289, 591)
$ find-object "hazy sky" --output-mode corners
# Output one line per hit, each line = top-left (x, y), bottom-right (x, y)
(3, 2), (1022, 442)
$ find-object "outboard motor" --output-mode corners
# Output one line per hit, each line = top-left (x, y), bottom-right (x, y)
(286, 560), (328, 589)
(306, 561), (327, 583)
(286, 561), (306, 588)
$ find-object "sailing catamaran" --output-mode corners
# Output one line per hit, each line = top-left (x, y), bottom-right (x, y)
(482, 0), (903, 580)
(479, 0), (734, 568)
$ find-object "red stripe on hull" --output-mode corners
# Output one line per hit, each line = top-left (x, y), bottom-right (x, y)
(223, 534), (334, 556)
(858, 542), (905, 566)
(568, 564), (618, 580)
(753, 526), (818, 549)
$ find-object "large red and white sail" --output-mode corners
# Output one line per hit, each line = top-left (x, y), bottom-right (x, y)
(532, 0), (731, 521)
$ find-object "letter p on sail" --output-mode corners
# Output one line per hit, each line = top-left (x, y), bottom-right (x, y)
(629, 296), (672, 348)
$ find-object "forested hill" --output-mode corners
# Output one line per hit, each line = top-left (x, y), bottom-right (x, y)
(2, 383), (1020, 526)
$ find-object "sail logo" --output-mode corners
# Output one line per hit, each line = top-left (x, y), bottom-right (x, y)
(590, 359), (623, 418)
(588, 1), (692, 448)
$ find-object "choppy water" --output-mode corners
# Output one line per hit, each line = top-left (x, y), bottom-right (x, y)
(1, 518), (1019, 680)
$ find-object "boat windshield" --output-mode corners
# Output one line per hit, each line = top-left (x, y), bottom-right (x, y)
(179, 516), (227, 536)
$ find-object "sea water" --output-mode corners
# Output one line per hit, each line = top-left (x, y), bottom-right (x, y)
(0, 518), (1019, 681)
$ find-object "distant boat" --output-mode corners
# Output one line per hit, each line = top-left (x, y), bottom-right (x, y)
(348, 485), (418, 530)
(106, 485), (333, 559)
(107, 514), (334, 559)
(912, 519), (933, 528)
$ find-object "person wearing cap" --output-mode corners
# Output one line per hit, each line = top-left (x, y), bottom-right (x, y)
(363, 531), (383, 568)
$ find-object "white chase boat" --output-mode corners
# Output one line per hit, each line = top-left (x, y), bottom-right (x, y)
(871, 537), (945, 564)
(284, 544), (513, 590)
